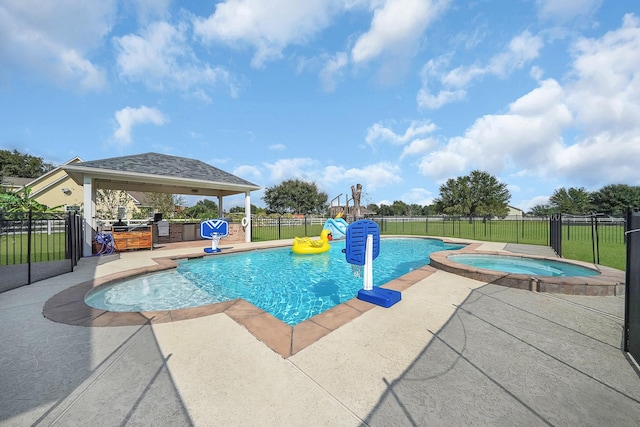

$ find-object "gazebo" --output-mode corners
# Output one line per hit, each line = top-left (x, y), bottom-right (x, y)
(62, 152), (261, 257)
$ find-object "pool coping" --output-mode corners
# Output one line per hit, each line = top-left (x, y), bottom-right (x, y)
(43, 237), (625, 358)
(43, 237), (446, 358)
(429, 243), (626, 296)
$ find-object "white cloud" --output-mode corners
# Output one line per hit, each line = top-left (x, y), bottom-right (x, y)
(0, 0), (115, 90)
(366, 120), (436, 146)
(320, 52), (348, 92)
(418, 31), (543, 109)
(418, 14), (640, 189)
(400, 137), (438, 159)
(536, 0), (602, 22)
(322, 162), (402, 190)
(113, 106), (168, 144)
(444, 31), (543, 85)
(416, 88), (466, 109)
(130, 0), (171, 23)
(351, 0), (449, 64)
(418, 79), (572, 180)
(399, 187), (435, 206)
(114, 21), (235, 100)
(566, 14), (640, 135)
(233, 165), (262, 181)
(193, 0), (340, 68)
(262, 157), (402, 199)
(263, 158), (320, 182)
(518, 195), (551, 213)
(269, 144), (287, 151)
(551, 13), (640, 185)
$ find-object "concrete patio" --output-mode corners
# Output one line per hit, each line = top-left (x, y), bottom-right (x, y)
(1, 239), (639, 426)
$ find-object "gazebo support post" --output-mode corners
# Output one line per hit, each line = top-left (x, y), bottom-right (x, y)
(244, 191), (251, 243)
(82, 176), (96, 257)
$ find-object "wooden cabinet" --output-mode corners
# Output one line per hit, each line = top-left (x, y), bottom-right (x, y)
(111, 228), (152, 251)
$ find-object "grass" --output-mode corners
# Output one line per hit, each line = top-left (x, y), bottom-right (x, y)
(562, 240), (626, 271)
(2, 219), (627, 271)
(0, 232), (67, 265)
(251, 219), (627, 271)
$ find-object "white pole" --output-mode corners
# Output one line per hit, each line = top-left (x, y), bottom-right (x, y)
(364, 234), (373, 290)
(244, 191), (251, 243)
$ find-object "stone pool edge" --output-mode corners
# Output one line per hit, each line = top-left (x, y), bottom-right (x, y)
(429, 243), (625, 296)
(42, 237), (443, 358)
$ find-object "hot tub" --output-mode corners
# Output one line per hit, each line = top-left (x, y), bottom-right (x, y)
(429, 249), (625, 296)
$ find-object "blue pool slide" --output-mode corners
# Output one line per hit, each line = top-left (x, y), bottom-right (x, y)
(323, 217), (349, 239)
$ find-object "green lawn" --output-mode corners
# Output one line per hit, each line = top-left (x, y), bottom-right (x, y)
(3, 220), (626, 271)
(0, 232), (67, 265)
(251, 219), (627, 271)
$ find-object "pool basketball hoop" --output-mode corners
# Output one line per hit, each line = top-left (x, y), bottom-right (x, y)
(200, 219), (229, 253)
(345, 219), (401, 308)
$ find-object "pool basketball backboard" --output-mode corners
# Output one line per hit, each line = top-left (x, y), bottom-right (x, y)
(200, 219), (229, 239)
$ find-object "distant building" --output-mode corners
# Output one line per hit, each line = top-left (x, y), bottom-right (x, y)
(2, 157), (155, 220)
(507, 205), (525, 217)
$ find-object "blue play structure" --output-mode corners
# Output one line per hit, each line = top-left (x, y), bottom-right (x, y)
(345, 219), (401, 308)
(200, 219), (229, 253)
(323, 215), (349, 239)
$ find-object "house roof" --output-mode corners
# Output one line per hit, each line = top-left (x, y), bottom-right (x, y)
(1, 176), (32, 188)
(62, 152), (261, 197)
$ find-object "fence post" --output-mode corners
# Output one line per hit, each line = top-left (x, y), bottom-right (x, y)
(549, 214), (562, 256)
(27, 209), (32, 285)
(278, 216), (281, 240)
(591, 214), (601, 265)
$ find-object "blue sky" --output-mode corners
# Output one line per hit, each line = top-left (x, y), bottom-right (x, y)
(1, 0), (639, 211)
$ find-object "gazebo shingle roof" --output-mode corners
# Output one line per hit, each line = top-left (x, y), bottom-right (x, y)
(77, 152), (258, 187)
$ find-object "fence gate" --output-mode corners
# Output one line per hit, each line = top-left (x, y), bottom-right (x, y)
(625, 208), (640, 364)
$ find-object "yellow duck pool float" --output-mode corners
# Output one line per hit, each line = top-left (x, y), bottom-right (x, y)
(292, 229), (333, 254)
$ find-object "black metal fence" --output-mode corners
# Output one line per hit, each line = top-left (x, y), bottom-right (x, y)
(251, 214), (625, 242)
(0, 210), (83, 292)
(251, 214), (626, 265)
(624, 208), (640, 364)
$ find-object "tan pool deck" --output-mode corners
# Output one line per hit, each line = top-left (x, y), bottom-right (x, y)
(1, 237), (639, 426)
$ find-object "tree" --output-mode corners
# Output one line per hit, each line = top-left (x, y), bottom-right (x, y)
(0, 186), (61, 213)
(96, 190), (131, 219)
(408, 204), (422, 216)
(144, 192), (185, 219)
(590, 184), (640, 217)
(378, 204), (393, 216)
(366, 203), (380, 215)
(434, 170), (510, 218)
(548, 187), (592, 215)
(528, 204), (555, 217)
(391, 200), (409, 216)
(262, 179), (328, 215)
(422, 204), (437, 216)
(0, 149), (54, 178)
(229, 204), (259, 214)
(183, 199), (219, 219)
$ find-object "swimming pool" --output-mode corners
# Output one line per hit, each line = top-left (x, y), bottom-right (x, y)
(85, 238), (463, 326)
(447, 254), (599, 277)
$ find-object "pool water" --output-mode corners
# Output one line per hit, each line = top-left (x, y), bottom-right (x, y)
(448, 254), (599, 277)
(85, 238), (463, 326)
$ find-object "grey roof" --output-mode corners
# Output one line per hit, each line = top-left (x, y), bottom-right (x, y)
(1, 176), (32, 187)
(62, 152), (260, 197)
(77, 152), (258, 187)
